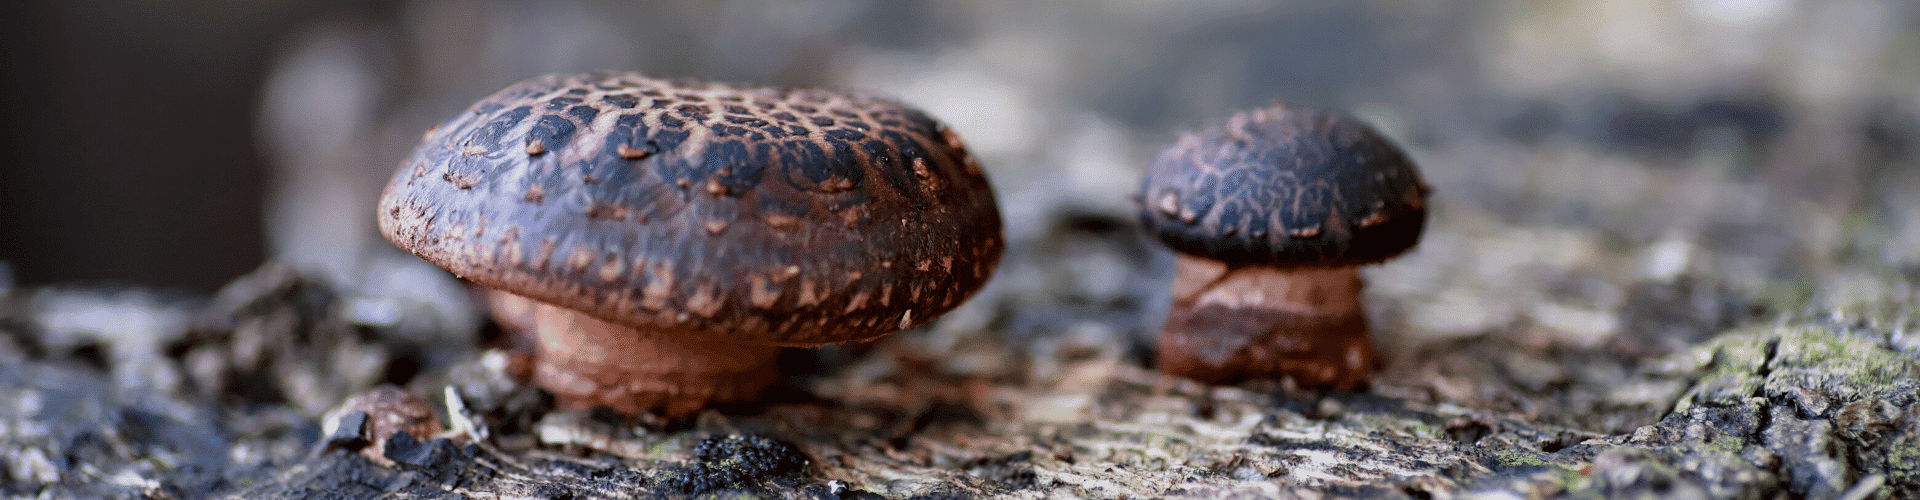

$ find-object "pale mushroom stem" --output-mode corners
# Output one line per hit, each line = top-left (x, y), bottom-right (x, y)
(1155, 254), (1379, 389)
(490, 292), (781, 417)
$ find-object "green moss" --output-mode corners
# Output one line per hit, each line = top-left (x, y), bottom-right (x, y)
(1674, 329), (1775, 413)
(1678, 323), (1917, 414)
(1513, 454), (1592, 492)
(1703, 428), (1746, 455)
(1888, 434), (1920, 487)
(644, 437), (686, 459)
(1701, 329), (1774, 378)
(1497, 453), (1551, 468)
(1498, 451), (1580, 472)
(1769, 325), (1915, 387)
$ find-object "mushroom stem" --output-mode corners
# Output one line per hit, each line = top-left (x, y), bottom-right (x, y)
(491, 292), (781, 417)
(1154, 254), (1379, 389)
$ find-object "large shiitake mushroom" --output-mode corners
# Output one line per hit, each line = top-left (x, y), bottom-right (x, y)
(379, 72), (1004, 416)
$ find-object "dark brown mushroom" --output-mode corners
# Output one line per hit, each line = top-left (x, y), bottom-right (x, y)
(1137, 102), (1428, 389)
(378, 72), (1004, 416)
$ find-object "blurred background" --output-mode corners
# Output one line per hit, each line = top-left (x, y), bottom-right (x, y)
(5, 3), (1919, 494)
(2, 0), (1916, 313)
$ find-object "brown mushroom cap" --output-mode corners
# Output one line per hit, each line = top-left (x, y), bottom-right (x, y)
(379, 72), (1004, 346)
(1138, 102), (1428, 268)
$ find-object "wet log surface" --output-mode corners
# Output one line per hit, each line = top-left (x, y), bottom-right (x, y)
(3, 199), (1916, 499)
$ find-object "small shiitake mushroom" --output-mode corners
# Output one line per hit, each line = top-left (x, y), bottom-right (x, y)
(1137, 102), (1429, 389)
(379, 72), (1004, 417)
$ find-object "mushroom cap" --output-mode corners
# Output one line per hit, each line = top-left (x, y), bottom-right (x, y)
(379, 72), (1003, 346)
(1138, 102), (1427, 268)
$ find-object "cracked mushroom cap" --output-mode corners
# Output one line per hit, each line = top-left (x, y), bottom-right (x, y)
(1139, 102), (1428, 267)
(379, 72), (1004, 346)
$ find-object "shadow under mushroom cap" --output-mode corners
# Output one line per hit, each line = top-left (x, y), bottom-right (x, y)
(379, 72), (1004, 346)
(1138, 103), (1428, 268)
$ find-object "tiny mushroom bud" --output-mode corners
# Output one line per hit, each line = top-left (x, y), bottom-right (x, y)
(379, 72), (1004, 417)
(1137, 102), (1428, 389)
(322, 385), (444, 465)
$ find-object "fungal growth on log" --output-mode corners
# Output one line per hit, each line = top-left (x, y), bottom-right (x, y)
(1138, 102), (1428, 389)
(378, 72), (1004, 416)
